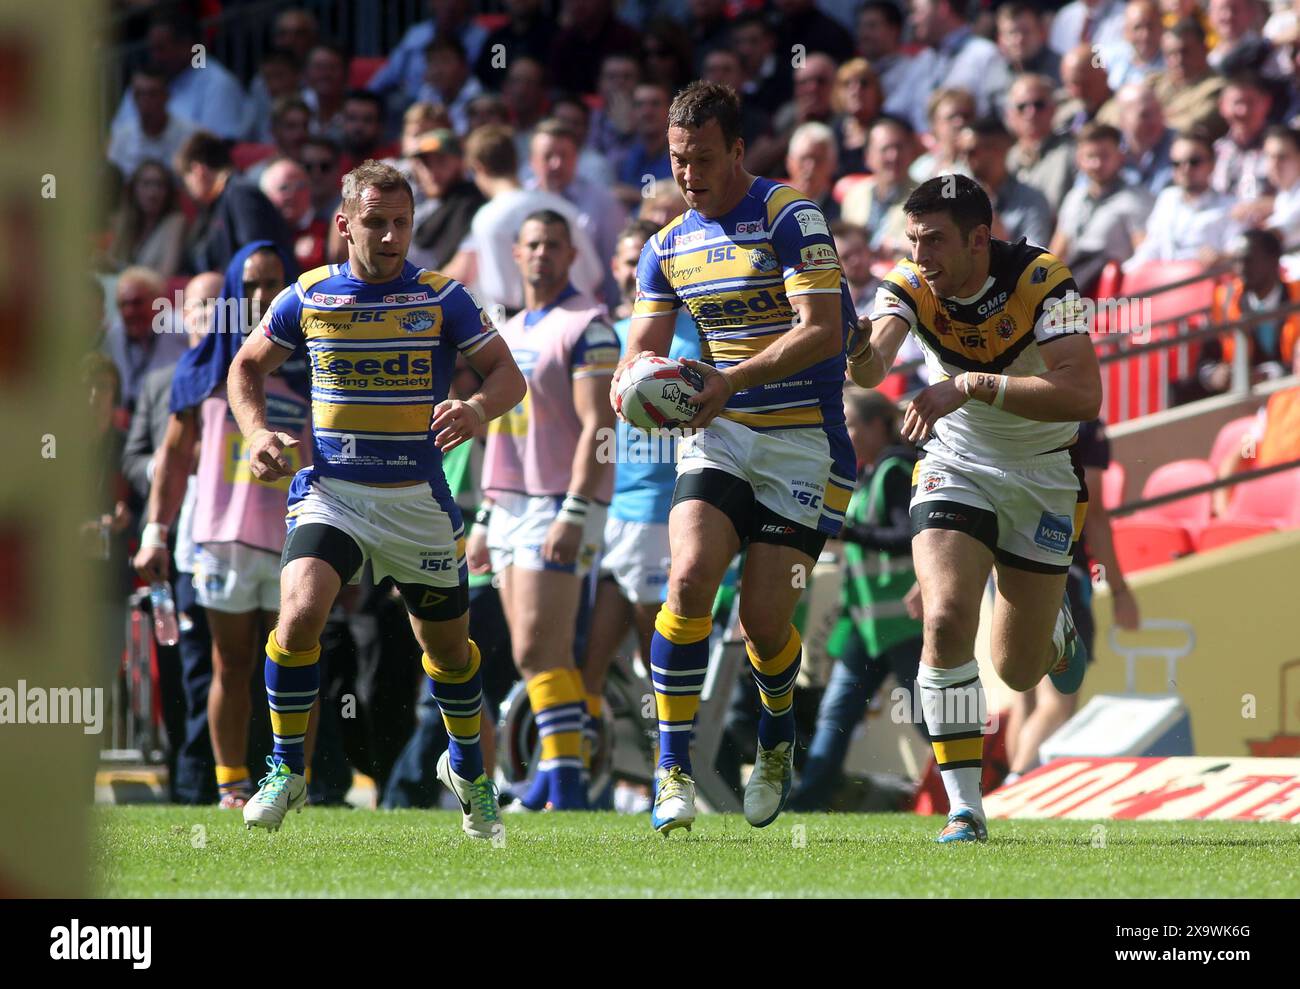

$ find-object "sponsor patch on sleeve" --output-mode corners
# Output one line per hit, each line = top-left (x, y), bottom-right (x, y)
(793, 208), (830, 238)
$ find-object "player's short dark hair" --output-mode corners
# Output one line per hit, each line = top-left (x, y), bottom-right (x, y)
(1239, 227), (1283, 259)
(518, 209), (572, 243)
(668, 81), (743, 148)
(904, 174), (994, 236)
(175, 130), (232, 172)
(1167, 15), (1207, 46)
(618, 218), (661, 245)
(343, 89), (384, 115)
(340, 159), (414, 215)
(426, 33), (467, 63)
(1078, 122), (1123, 146)
(966, 115), (1013, 143)
(858, 0), (904, 32)
(465, 124), (518, 177)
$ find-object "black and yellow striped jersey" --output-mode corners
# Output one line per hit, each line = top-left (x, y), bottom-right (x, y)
(870, 238), (1090, 461)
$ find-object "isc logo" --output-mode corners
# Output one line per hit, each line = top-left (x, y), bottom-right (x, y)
(419, 557), (454, 572)
(347, 310), (384, 322)
(705, 246), (737, 263)
(793, 489), (822, 509)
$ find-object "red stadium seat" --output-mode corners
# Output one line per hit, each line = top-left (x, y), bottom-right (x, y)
(833, 173), (870, 204)
(475, 13), (510, 32)
(231, 141), (276, 172)
(1209, 415), (1258, 469)
(1094, 260), (1122, 301)
(1135, 458), (1215, 534)
(348, 56), (386, 89)
(1225, 466), (1300, 525)
(1111, 517), (1194, 573)
(1101, 461), (1125, 510)
(1196, 519), (1278, 551)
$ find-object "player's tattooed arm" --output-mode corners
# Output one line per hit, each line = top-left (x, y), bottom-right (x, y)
(847, 313), (910, 389)
(970, 332), (1101, 422)
(228, 331), (298, 481)
(434, 335), (526, 452)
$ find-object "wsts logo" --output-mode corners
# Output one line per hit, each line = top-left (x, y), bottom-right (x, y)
(50, 920), (151, 969)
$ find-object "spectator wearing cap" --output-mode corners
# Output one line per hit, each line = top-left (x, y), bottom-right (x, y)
(731, 12), (795, 117)
(1213, 72), (1275, 201)
(1005, 73), (1078, 209)
(338, 91), (399, 174)
(840, 115), (919, 256)
(529, 118), (626, 307)
(109, 12), (247, 142)
(259, 158), (326, 271)
(1182, 229), (1300, 407)
(303, 44), (349, 143)
(1123, 130), (1240, 271)
(773, 0), (856, 63)
(108, 65), (198, 181)
(702, 50), (776, 172)
(910, 88), (976, 184)
(1113, 83), (1177, 195)
(1151, 18), (1229, 138)
(548, 0), (642, 96)
(1050, 123), (1151, 295)
(446, 124), (604, 310)
(1049, 0), (1128, 57)
(786, 122), (841, 222)
(367, 0), (488, 106)
(175, 131), (293, 275)
(1097, 0), (1167, 90)
(385, 102), (453, 209)
(898, 0), (1007, 133)
(407, 129), (487, 271)
(957, 117), (1054, 247)
(856, 1), (919, 103)
(100, 266), (189, 412)
(475, 0), (556, 87)
(1056, 44), (1115, 135)
(416, 35), (485, 136)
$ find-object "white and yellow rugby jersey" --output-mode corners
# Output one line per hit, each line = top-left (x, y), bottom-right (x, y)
(631, 176), (857, 441)
(870, 238), (1091, 461)
(260, 261), (498, 486)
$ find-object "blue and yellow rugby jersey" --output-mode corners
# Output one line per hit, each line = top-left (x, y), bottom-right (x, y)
(632, 176), (856, 434)
(259, 260), (498, 486)
(869, 238), (1090, 462)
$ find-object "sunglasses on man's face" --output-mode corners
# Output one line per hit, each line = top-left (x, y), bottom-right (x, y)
(303, 160), (335, 173)
(1172, 157), (1208, 168)
(1014, 99), (1049, 113)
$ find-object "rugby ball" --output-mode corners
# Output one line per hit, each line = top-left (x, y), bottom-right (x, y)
(614, 356), (706, 430)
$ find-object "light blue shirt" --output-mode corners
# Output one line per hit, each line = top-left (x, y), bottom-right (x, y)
(366, 20), (489, 102)
(111, 60), (248, 141)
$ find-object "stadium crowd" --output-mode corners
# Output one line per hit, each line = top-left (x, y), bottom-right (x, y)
(87, 0), (1300, 812)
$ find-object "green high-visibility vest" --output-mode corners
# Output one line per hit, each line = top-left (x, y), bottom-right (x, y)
(827, 455), (921, 657)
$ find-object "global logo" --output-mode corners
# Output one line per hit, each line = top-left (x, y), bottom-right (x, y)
(399, 311), (436, 334)
(310, 292), (355, 306)
(749, 249), (779, 272)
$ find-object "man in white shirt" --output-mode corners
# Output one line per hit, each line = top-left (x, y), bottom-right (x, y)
(110, 13), (247, 142)
(447, 125), (603, 313)
(1049, 0), (1128, 57)
(108, 66), (197, 180)
(1124, 131), (1240, 271)
(896, 0), (1007, 132)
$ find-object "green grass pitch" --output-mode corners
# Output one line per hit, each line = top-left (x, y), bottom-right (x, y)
(93, 807), (1300, 898)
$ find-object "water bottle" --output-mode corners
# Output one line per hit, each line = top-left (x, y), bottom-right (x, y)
(149, 581), (179, 647)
